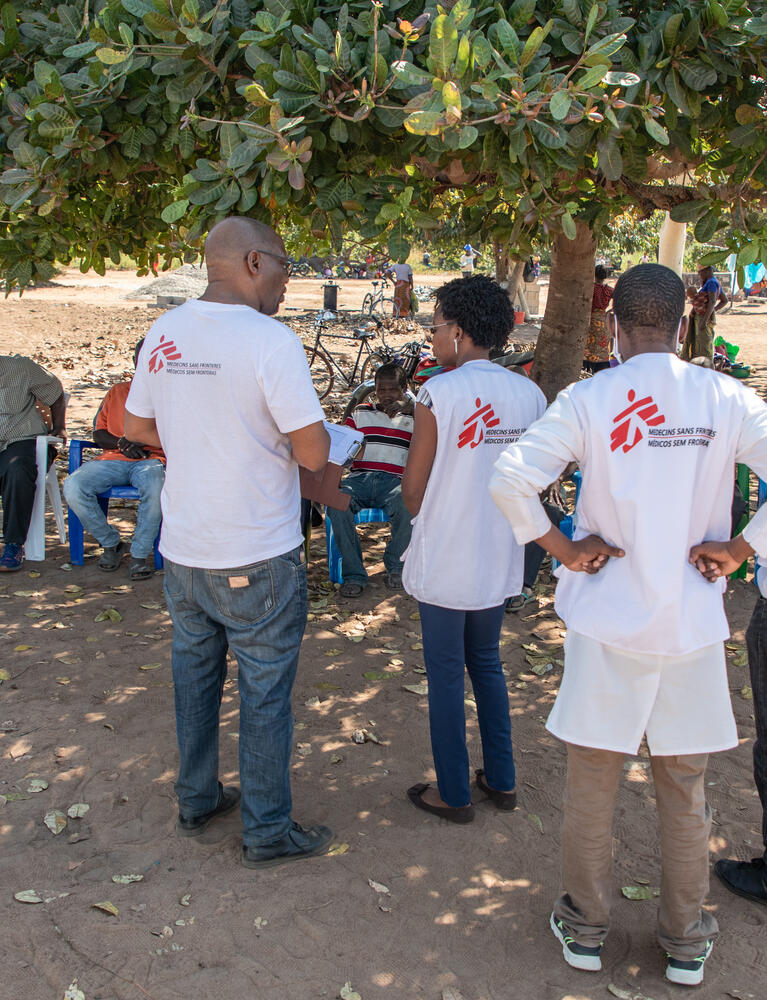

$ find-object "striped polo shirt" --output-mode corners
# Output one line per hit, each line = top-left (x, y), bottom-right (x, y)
(346, 404), (413, 477)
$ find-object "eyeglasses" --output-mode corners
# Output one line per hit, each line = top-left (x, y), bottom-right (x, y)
(245, 249), (293, 276)
(429, 320), (454, 337)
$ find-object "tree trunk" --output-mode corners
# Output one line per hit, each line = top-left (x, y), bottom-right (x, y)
(531, 220), (596, 401)
(494, 240), (511, 282)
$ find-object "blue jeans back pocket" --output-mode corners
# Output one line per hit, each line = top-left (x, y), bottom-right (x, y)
(208, 562), (276, 626)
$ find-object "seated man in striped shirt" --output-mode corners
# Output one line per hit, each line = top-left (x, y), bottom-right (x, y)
(327, 363), (414, 597)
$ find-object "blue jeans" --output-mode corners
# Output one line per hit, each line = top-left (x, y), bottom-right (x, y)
(63, 458), (164, 559)
(163, 547), (307, 847)
(326, 471), (412, 583)
(419, 602), (515, 807)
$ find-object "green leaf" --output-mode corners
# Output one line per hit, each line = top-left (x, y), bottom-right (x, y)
(63, 41), (99, 58)
(455, 33), (471, 78)
(429, 14), (458, 75)
(496, 19), (520, 62)
(219, 123), (239, 159)
(621, 885), (660, 901)
(668, 200), (708, 223)
(597, 138), (623, 181)
(561, 212), (576, 240)
(694, 212), (718, 244)
(584, 4), (598, 43)
(577, 64), (608, 89)
(520, 25), (549, 69)
(603, 71), (640, 87)
(509, 0), (535, 29)
(643, 115), (669, 145)
(387, 231), (410, 262)
(549, 90), (571, 121)
(678, 60), (717, 91)
(472, 35), (492, 70)
(161, 199), (189, 224)
(457, 124), (478, 148)
(664, 70), (689, 115)
(390, 60), (432, 88)
(737, 242), (760, 267)
(663, 12), (683, 49)
(585, 31), (626, 58)
(404, 111), (443, 135)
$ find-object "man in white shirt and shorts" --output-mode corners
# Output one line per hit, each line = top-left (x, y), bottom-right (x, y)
(125, 218), (333, 868)
(490, 263), (767, 986)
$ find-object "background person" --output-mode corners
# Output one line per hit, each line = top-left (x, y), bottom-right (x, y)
(681, 264), (728, 361)
(0, 354), (66, 571)
(459, 244), (478, 278)
(63, 339), (165, 580)
(389, 260), (414, 316)
(401, 275), (546, 823)
(583, 264), (614, 373)
(490, 263), (767, 987)
(327, 363), (413, 598)
(125, 217), (333, 869)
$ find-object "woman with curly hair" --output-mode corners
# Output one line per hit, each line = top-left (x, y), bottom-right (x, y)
(401, 276), (546, 822)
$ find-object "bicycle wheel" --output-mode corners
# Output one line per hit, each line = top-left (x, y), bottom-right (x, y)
(360, 351), (386, 384)
(359, 293), (375, 321)
(304, 345), (334, 400)
(378, 296), (399, 319)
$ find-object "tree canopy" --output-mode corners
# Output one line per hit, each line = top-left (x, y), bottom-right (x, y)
(1, 0), (766, 293)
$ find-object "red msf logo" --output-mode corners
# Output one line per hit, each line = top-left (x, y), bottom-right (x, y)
(458, 397), (500, 449)
(148, 335), (182, 373)
(610, 389), (665, 453)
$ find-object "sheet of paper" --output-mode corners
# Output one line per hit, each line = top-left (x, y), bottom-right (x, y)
(324, 421), (364, 466)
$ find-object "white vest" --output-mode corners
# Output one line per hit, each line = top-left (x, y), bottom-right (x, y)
(402, 360), (546, 609)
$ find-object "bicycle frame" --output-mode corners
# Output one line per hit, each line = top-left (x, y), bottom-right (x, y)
(307, 319), (377, 387)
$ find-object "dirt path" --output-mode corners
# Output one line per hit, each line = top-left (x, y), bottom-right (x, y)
(1, 271), (766, 1000)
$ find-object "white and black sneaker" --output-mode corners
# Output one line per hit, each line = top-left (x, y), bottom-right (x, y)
(550, 913), (603, 971)
(665, 940), (713, 986)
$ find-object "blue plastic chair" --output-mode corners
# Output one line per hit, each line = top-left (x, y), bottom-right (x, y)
(326, 507), (388, 584)
(551, 471), (582, 571)
(67, 439), (163, 569)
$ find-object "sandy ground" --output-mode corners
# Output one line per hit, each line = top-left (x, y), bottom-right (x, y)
(1, 270), (767, 1000)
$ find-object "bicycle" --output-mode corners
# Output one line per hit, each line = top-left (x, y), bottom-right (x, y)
(303, 311), (382, 400)
(359, 278), (399, 321)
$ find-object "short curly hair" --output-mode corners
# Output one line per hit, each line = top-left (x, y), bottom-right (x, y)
(434, 275), (514, 351)
(613, 263), (685, 338)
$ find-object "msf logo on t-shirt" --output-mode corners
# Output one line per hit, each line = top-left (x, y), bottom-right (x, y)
(610, 389), (665, 453)
(148, 335), (182, 373)
(458, 398), (500, 449)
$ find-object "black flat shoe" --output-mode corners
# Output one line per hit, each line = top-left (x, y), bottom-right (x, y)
(176, 785), (241, 837)
(475, 769), (517, 811)
(407, 783), (475, 824)
(715, 856), (767, 906)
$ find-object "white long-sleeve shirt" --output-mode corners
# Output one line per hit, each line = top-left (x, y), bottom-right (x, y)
(490, 352), (767, 655)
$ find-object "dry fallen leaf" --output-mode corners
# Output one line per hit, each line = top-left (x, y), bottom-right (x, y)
(139, 663), (162, 671)
(14, 889), (70, 904)
(94, 608), (122, 623)
(339, 984), (362, 1000)
(607, 985), (655, 1000)
(327, 842), (349, 856)
(67, 803), (90, 818)
(55, 676), (71, 685)
(527, 813), (544, 834)
(27, 779), (49, 793)
(402, 682), (428, 696)
(140, 602), (162, 610)
(112, 874), (143, 884)
(621, 885), (660, 900)
(741, 686), (754, 700)
(368, 878), (390, 895)
(253, 916), (268, 929)
(14, 644), (32, 652)
(92, 900), (119, 917)
(180, 894), (191, 906)
(0, 668), (10, 682)
(442, 990), (466, 1000)
(330, 753), (343, 765)
(44, 810), (68, 835)
(295, 742), (312, 757)
(64, 981), (85, 1000)
(304, 696), (321, 707)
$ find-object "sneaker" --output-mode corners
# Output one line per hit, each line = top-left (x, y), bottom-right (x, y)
(665, 940), (713, 986)
(505, 586), (535, 613)
(98, 540), (126, 572)
(0, 543), (24, 572)
(715, 855), (767, 906)
(176, 785), (241, 837)
(242, 821), (334, 869)
(549, 913), (603, 972)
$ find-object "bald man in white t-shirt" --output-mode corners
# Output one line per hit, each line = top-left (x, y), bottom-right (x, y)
(126, 218), (334, 869)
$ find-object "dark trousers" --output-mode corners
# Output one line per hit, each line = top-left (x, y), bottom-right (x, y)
(746, 597), (767, 856)
(523, 501), (566, 589)
(418, 601), (515, 807)
(0, 439), (38, 545)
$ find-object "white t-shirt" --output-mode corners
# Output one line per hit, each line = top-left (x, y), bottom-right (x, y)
(402, 360), (546, 609)
(126, 300), (324, 569)
(491, 352), (767, 654)
(390, 263), (412, 283)
(459, 253), (474, 272)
